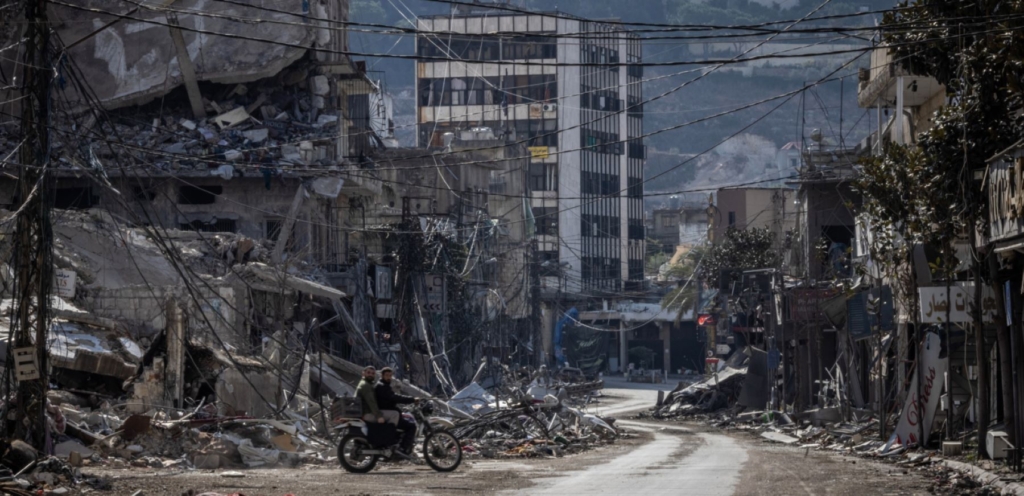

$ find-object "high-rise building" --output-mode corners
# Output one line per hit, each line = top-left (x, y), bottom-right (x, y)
(415, 5), (645, 295)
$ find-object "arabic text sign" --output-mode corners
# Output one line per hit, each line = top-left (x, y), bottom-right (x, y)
(788, 289), (835, 322)
(919, 285), (997, 323)
(887, 332), (946, 450)
(54, 269), (76, 298)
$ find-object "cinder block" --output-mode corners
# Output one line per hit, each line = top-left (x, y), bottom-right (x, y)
(193, 454), (221, 469)
(942, 441), (963, 456)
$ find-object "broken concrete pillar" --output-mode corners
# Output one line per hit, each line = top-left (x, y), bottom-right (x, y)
(166, 14), (207, 119)
(271, 184), (307, 265)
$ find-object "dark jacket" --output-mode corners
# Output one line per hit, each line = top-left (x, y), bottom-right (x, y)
(375, 381), (415, 411)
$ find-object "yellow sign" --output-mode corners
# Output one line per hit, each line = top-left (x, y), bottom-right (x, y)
(529, 146), (549, 159)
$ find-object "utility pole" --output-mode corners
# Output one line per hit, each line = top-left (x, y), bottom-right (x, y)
(529, 239), (541, 368)
(9, 0), (53, 451)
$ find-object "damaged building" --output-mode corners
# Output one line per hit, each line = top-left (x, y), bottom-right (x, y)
(0, 0), (544, 409)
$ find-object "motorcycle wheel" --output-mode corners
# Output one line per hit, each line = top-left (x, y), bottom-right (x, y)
(423, 430), (462, 472)
(338, 434), (378, 473)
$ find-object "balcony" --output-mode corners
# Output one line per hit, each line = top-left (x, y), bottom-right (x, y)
(857, 46), (943, 110)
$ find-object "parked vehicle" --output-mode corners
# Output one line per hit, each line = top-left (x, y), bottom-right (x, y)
(334, 400), (462, 473)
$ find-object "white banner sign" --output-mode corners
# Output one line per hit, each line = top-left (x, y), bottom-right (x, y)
(918, 284), (997, 323)
(886, 332), (946, 451)
(54, 269), (76, 299)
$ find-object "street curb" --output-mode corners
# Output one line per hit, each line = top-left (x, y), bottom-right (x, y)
(941, 459), (1024, 495)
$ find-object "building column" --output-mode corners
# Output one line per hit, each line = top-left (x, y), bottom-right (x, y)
(660, 322), (672, 378)
(541, 303), (554, 366)
(619, 320), (629, 376)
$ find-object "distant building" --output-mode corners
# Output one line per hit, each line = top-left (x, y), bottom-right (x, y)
(414, 5), (645, 295)
(649, 204), (708, 251)
(713, 187), (796, 244)
(776, 141), (802, 174)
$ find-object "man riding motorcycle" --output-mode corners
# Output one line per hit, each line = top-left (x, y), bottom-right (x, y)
(375, 367), (418, 454)
(356, 365), (394, 425)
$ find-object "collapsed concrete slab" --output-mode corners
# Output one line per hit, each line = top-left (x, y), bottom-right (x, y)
(39, 0), (329, 109)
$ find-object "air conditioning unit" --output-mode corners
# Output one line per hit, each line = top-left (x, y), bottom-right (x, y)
(542, 103), (558, 112)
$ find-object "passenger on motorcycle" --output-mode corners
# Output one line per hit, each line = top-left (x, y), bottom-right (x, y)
(356, 365), (394, 425)
(375, 367), (419, 454)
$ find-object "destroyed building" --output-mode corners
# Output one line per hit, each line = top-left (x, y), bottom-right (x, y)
(0, 0), (545, 403)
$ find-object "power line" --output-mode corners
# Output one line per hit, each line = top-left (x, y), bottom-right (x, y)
(51, 0), (985, 68)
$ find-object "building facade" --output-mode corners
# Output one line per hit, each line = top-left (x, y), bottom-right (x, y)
(713, 187), (796, 243)
(414, 6), (645, 295)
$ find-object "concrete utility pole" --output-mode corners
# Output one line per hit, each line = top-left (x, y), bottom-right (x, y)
(10, 0), (53, 451)
(530, 239), (542, 367)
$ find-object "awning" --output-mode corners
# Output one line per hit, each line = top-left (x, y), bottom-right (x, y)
(994, 237), (1024, 254)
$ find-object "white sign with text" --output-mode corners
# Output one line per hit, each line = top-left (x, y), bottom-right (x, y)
(885, 332), (945, 451)
(918, 284), (997, 323)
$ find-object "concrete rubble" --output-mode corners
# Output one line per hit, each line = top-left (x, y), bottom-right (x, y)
(0, 207), (621, 493)
(0, 63), (345, 177)
(443, 363), (619, 460)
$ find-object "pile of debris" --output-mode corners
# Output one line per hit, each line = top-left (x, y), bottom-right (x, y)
(444, 363), (620, 459)
(1, 61), (346, 179)
(651, 367), (745, 418)
(671, 400), (1015, 496)
(0, 444), (113, 496)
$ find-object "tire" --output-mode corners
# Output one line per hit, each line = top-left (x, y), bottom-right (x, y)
(422, 430), (462, 472)
(338, 434), (378, 473)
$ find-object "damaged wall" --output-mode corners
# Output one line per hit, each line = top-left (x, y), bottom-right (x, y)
(29, 0), (343, 109)
(216, 367), (278, 418)
(0, 175), (341, 266)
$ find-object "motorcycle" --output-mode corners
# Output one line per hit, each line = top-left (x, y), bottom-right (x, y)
(334, 399), (462, 473)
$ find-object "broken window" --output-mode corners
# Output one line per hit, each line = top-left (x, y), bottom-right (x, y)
(533, 207), (558, 236)
(179, 219), (237, 233)
(52, 187), (98, 209)
(538, 250), (560, 276)
(529, 163), (557, 192)
(177, 185), (222, 205)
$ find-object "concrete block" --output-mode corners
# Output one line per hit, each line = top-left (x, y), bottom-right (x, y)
(987, 430), (1011, 459)
(809, 407), (842, 426)
(311, 75), (329, 96)
(193, 454), (222, 469)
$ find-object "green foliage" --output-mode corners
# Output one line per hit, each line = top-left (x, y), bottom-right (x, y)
(855, 0), (1024, 313)
(646, 250), (671, 276)
(697, 227), (779, 288)
(660, 245), (705, 312)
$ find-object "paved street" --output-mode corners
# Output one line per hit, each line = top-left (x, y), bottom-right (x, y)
(86, 378), (934, 495)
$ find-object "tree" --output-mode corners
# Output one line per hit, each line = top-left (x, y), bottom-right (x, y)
(697, 227), (780, 289)
(661, 245), (704, 312)
(857, 0), (1024, 456)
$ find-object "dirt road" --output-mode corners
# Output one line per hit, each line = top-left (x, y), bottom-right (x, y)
(77, 379), (935, 495)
